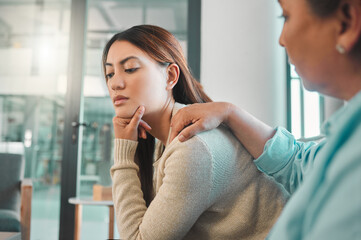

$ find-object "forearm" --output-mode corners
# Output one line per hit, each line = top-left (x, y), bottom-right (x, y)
(254, 127), (323, 193)
(223, 103), (322, 193)
(110, 139), (146, 239)
(224, 103), (276, 159)
(111, 166), (146, 240)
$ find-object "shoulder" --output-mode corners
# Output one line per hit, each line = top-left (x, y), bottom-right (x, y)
(333, 121), (361, 166)
(171, 103), (246, 157)
(322, 116), (361, 188)
(164, 134), (213, 166)
(158, 136), (214, 196)
(196, 125), (252, 163)
(165, 125), (243, 162)
(163, 126), (252, 175)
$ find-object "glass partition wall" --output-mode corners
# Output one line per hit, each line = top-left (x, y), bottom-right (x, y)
(0, 0), (194, 239)
(0, 0), (71, 239)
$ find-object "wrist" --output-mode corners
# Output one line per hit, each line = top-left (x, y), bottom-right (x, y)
(114, 129), (137, 141)
(223, 102), (235, 126)
(114, 138), (139, 162)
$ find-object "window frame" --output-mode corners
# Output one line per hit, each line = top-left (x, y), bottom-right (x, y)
(286, 58), (325, 140)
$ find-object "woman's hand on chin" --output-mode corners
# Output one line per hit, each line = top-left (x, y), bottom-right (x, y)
(112, 106), (151, 141)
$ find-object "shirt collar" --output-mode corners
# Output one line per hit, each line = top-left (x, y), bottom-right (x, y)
(321, 90), (361, 136)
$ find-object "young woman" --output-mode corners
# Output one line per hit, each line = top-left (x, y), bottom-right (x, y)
(170, 0), (361, 239)
(103, 25), (287, 240)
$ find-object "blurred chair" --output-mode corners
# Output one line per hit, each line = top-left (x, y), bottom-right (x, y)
(0, 153), (32, 240)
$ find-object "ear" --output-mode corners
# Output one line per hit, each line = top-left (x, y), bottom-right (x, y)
(166, 63), (180, 90)
(337, 0), (361, 53)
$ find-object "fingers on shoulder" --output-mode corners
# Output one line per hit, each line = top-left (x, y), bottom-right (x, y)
(171, 108), (190, 127)
(178, 120), (207, 140)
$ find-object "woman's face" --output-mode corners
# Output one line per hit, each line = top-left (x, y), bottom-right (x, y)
(279, 0), (339, 94)
(105, 40), (170, 118)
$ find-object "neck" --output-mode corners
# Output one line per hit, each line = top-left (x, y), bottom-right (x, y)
(325, 59), (361, 101)
(333, 72), (361, 101)
(342, 66), (361, 100)
(344, 85), (361, 101)
(143, 99), (175, 145)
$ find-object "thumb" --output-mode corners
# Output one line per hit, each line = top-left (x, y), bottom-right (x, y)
(169, 120), (188, 143)
(177, 121), (205, 142)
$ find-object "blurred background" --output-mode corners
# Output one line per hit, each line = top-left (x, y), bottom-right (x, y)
(0, 0), (344, 239)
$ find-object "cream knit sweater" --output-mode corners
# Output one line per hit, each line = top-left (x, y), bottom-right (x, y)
(110, 103), (287, 240)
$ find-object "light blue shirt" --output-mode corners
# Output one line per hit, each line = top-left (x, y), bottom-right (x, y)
(255, 91), (361, 240)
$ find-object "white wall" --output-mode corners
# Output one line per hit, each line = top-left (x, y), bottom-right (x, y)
(201, 0), (287, 127)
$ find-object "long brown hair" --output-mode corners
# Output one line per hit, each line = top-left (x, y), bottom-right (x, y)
(102, 25), (212, 206)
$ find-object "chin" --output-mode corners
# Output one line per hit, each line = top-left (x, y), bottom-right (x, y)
(114, 106), (138, 119)
(302, 74), (328, 93)
(302, 81), (314, 91)
(299, 72), (316, 91)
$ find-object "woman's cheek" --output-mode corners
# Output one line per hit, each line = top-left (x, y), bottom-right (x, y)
(114, 102), (138, 118)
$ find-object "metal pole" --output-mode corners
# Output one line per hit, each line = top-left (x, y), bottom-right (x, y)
(187, 0), (201, 81)
(59, 0), (87, 239)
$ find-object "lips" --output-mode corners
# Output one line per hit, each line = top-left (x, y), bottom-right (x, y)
(113, 95), (129, 106)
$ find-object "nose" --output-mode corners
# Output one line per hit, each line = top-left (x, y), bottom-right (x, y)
(109, 73), (125, 90)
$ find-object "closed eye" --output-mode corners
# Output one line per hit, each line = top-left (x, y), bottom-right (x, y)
(106, 73), (114, 79)
(278, 14), (289, 22)
(125, 68), (138, 73)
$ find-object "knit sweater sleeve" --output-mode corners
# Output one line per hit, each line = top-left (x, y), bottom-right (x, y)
(110, 137), (213, 240)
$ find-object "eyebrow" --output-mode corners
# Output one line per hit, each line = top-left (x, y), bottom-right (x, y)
(105, 56), (140, 67)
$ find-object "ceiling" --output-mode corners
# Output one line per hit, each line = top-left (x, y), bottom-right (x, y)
(0, 0), (188, 97)
(0, 0), (187, 48)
